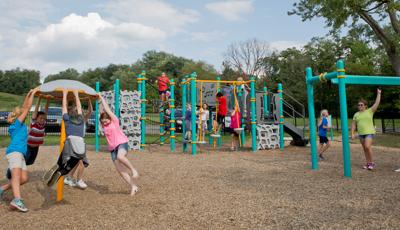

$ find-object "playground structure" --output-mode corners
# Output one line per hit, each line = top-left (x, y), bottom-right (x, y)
(107, 71), (309, 155)
(306, 59), (400, 178)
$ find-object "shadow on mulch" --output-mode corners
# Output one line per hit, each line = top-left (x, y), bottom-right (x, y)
(85, 180), (128, 195)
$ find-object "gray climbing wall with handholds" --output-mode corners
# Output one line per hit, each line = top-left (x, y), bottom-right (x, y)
(256, 124), (280, 149)
(100, 90), (141, 150)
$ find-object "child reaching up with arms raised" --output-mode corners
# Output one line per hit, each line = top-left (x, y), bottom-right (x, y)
(99, 94), (139, 196)
(229, 108), (241, 151)
(0, 87), (39, 212)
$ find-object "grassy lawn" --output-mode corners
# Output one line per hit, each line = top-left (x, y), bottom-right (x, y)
(0, 92), (25, 111)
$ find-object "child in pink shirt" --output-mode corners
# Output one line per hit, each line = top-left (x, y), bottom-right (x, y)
(99, 95), (139, 196)
(230, 109), (241, 151)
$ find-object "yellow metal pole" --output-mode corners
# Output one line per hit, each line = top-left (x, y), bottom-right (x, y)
(56, 120), (66, 202)
(195, 79), (250, 84)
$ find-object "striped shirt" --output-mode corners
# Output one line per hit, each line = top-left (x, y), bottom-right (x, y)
(27, 120), (45, 145)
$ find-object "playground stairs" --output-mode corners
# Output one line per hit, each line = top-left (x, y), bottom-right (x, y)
(281, 91), (308, 146)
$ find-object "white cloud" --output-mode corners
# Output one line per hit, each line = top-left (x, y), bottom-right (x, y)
(1, 12), (167, 78)
(206, 0), (253, 21)
(269, 41), (306, 51)
(24, 13), (166, 62)
(100, 0), (199, 33)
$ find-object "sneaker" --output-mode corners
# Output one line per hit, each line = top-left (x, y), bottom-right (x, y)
(10, 198), (28, 212)
(47, 171), (62, 187)
(367, 162), (376, 170)
(64, 177), (77, 187)
(319, 154), (325, 160)
(394, 168), (400, 172)
(362, 164), (368, 169)
(43, 164), (59, 185)
(6, 168), (11, 180)
(75, 179), (88, 189)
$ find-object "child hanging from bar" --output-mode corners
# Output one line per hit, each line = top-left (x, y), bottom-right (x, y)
(230, 104), (241, 151)
(64, 98), (93, 189)
(43, 89), (89, 187)
(5, 95), (50, 180)
(98, 94), (139, 195)
(0, 87), (40, 212)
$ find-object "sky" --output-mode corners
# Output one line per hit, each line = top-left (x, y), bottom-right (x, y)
(0, 0), (329, 80)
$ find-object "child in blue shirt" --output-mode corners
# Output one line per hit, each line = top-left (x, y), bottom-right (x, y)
(0, 87), (39, 212)
(318, 109), (331, 160)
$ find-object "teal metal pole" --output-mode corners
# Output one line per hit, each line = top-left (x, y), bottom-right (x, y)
(250, 76), (257, 152)
(115, 79), (120, 118)
(160, 105), (164, 145)
(95, 81), (100, 152)
(208, 109), (213, 145)
(263, 86), (269, 119)
(217, 76), (222, 147)
(278, 83), (284, 150)
(190, 72), (197, 155)
(138, 71), (146, 150)
(137, 74), (142, 150)
(182, 79), (187, 152)
(170, 79), (176, 152)
(306, 67), (318, 170)
(337, 60), (352, 178)
(331, 75), (400, 85)
(239, 86), (245, 146)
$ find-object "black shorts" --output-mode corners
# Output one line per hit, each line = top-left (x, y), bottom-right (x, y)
(25, 145), (39, 165)
(158, 90), (167, 95)
(217, 115), (225, 125)
(319, 136), (329, 144)
(230, 128), (239, 136)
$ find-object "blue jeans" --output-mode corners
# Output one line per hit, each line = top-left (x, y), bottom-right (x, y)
(358, 134), (374, 140)
(110, 143), (129, 161)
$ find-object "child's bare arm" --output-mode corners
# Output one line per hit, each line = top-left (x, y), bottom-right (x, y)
(44, 96), (50, 118)
(84, 98), (93, 122)
(32, 96), (42, 120)
(73, 90), (82, 115)
(18, 87), (39, 123)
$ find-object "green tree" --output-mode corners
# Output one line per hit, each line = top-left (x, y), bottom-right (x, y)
(0, 68), (40, 95)
(290, 0), (400, 75)
(44, 68), (80, 83)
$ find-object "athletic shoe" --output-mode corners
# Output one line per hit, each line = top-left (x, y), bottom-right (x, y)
(319, 154), (325, 160)
(6, 168), (11, 180)
(10, 198), (28, 212)
(64, 176), (77, 187)
(362, 164), (368, 169)
(367, 162), (376, 170)
(47, 171), (62, 187)
(394, 168), (400, 172)
(43, 164), (59, 185)
(76, 179), (88, 189)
